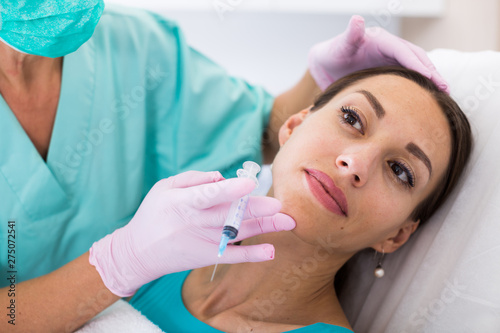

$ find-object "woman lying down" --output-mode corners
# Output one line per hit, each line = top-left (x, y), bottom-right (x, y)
(129, 66), (473, 333)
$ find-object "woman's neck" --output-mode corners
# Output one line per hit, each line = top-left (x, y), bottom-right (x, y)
(185, 226), (353, 330)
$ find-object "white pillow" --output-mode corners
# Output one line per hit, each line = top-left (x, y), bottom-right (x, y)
(338, 49), (500, 332)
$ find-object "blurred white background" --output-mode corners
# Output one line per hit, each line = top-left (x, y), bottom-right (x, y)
(104, 0), (500, 95)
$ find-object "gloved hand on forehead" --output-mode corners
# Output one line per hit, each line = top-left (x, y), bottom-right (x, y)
(89, 170), (296, 297)
(308, 15), (449, 93)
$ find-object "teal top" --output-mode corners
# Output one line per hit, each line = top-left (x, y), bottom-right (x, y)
(0, 4), (273, 287)
(130, 271), (354, 333)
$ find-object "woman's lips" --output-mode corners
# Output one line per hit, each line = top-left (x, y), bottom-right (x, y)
(304, 168), (348, 217)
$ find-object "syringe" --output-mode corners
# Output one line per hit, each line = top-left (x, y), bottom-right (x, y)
(211, 161), (261, 281)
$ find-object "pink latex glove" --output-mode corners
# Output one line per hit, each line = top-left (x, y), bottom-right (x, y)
(308, 15), (449, 93)
(89, 170), (295, 297)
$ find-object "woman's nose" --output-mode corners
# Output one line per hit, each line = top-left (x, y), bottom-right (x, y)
(335, 152), (372, 187)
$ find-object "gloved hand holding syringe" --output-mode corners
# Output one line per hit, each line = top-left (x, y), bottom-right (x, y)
(91, 163), (295, 297)
(211, 161), (261, 281)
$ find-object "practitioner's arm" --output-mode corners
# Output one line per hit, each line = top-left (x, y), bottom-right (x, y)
(0, 252), (119, 333)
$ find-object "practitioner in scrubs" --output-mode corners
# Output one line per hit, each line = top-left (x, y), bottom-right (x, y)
(0, 1), (448, 331)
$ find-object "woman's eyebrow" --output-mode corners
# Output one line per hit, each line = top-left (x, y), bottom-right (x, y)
(406, 142), (433, 176)
(356, 89), (386, 119)
(354, 89), (433, 177)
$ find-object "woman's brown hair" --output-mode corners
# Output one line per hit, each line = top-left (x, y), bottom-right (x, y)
(310, 66), (473, 225)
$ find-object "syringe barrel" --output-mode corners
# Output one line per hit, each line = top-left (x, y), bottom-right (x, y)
(222, 194), (250, 239)
(221, 161), (261, 240)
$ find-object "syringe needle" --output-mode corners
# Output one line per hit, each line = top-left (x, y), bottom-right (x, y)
(210, 258), (220, 282)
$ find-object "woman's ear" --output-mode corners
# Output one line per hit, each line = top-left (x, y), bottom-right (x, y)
(373, 219), (420, 254)
(278, 108), (311, 147)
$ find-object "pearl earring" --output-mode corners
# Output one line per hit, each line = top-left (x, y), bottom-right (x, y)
(374, 248), (385, 278)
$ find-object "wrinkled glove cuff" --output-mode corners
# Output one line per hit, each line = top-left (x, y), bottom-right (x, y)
(89, 233), (138, 297)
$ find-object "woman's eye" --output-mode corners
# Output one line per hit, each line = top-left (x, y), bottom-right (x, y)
(389, 161), (415, 188)
(340, 106), (364, 134)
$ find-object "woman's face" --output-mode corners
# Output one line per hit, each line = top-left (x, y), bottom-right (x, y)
(272, 74), (452, 254)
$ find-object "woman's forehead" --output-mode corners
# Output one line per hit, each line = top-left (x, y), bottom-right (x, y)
(338, 74), (432, 101)
(333, 75), (443, 121)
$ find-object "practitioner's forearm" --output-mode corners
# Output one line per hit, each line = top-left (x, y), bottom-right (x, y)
(263, 70), (321, 163)
(0, 252), (120, 333)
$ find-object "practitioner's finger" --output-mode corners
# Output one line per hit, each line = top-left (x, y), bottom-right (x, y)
(186, 177), (256, 210)
(218, 244), (276, 264)
(161, 170), (225, 189)
(242, 196), (283, 220)
(403, 40), (449, 92)
(233, 214), (296, 242)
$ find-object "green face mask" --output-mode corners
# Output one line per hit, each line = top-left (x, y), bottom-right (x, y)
(0, 0), (105, 58)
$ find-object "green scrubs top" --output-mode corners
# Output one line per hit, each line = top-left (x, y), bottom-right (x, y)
(130, 271), (354, 333)
(0, 4), (273, 287)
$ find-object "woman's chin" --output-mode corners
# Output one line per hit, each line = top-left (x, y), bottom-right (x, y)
(271, 179), (341, 245)
(277, 204), (319, 244)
